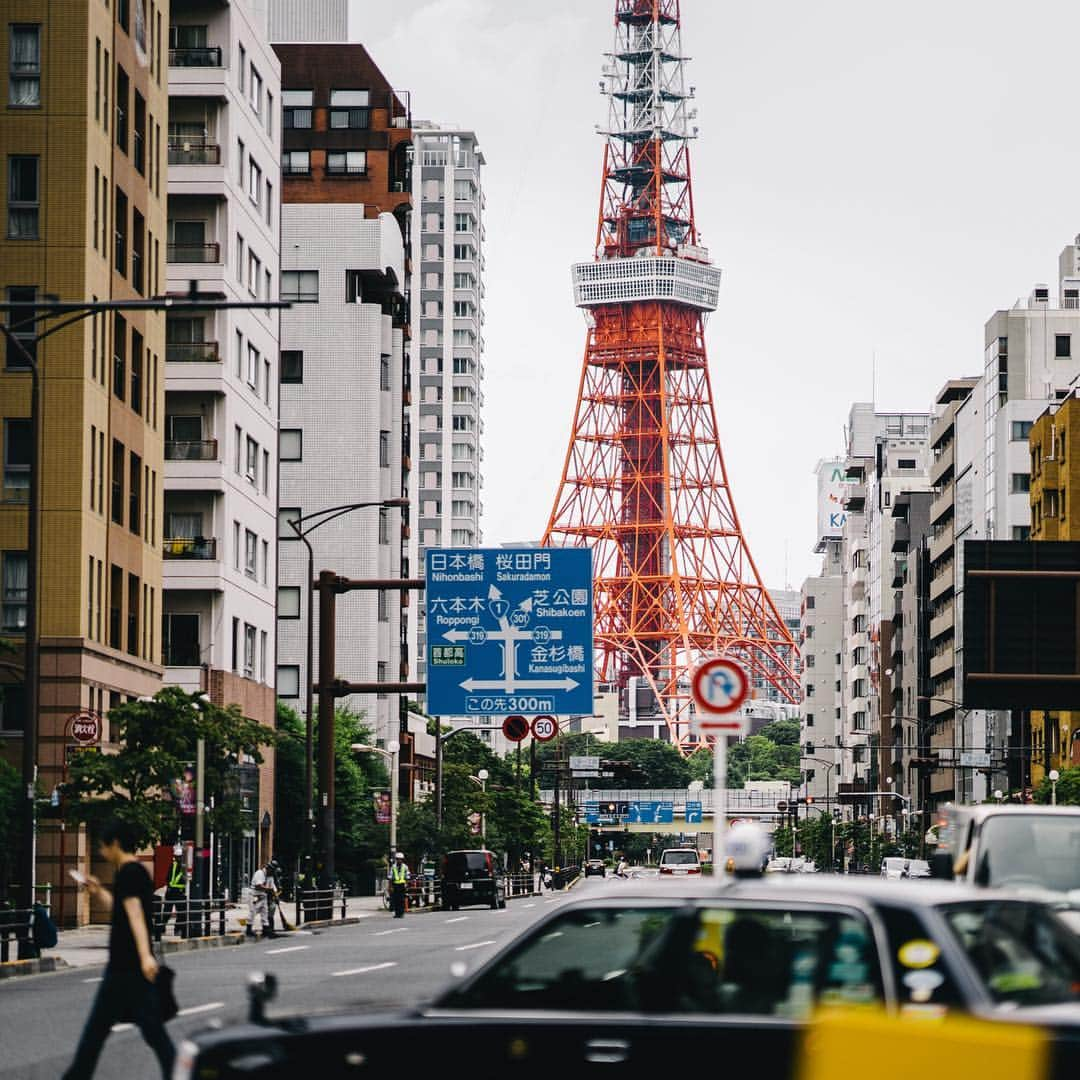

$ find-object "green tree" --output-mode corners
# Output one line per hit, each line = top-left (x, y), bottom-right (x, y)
(756, 718), (800, 746)
(63, 687), (275, 849)
(1033, 766), (1080, 805)
(0, 756), (21, 895)
(273, 702), (307, 876)
(531, 735), (690, 789)
(332, 709), (390, 893)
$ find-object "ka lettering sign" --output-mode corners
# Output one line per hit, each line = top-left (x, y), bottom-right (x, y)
(424, 547), (595, 716)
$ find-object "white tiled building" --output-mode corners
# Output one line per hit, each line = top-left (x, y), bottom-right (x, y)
(163, 0), (281, 887)
(409, 125), (487, 693)
(275, 207), (407, 745)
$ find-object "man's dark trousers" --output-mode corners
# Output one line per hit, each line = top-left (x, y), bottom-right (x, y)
(390, 883), (406, 918)
(62, 971), (175, 1079)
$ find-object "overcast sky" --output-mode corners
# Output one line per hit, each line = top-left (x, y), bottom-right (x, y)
(351, 0), (1080, 589)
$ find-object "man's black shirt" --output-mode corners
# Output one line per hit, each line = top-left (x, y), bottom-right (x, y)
(108, 861), (154, 973)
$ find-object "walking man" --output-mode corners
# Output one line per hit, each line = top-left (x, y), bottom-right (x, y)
(63, 818), (175, 1079)
(389, 851), (410, 919)
(247, 859), (278, 939)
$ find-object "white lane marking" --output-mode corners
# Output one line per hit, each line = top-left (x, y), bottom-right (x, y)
(265, 945), (308, 955)
(522, 903), (537, 909)
(331, 962), (397, 978)
(543, 898), (560, 904)
(111, 1023), (134, 1033)
(455, 940), (497, 952)
(83, 976), (104, 983)
(373, 927), (409, 936)
(178, 1002), (225, 1018)
(444, 916), (469, 924)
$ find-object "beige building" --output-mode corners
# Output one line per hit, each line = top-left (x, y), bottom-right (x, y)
(0, 2), (168, 923)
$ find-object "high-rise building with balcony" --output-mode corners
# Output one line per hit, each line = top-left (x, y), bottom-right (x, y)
(408, 125), (487, 694)
(0, 3), (168, 923)
(272, 42), (412, 751)
(163, 0), (280, 889)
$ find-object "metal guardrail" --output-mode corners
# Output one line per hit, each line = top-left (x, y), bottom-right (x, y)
(294, 886), (346, 926)
(154, 896), (228, 941)
(378, 872), (542, 912)
(0, 908), (33, 962)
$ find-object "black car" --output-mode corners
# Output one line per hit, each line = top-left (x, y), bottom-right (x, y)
(175, 877), (1080, 1079)
(440, 849), (506, 911)
(585, 859), (606, 877)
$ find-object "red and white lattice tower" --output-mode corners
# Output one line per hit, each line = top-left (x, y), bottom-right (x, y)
(542, 0), (799, 751)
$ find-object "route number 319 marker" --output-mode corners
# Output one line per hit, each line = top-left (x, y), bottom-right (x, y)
(690, 657), (750, 862)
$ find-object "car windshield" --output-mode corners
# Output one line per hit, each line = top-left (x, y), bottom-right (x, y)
(661, 851), (699, 865)
(975, 816), (1080, 893)
(438, 904), (882, 1017)
(943, 901), (1080, 1007)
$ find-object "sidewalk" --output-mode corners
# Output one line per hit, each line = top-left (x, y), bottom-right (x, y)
(2, 895), (387, 977)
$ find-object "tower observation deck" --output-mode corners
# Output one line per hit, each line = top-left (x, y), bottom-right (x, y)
(543, 0), (799, 752)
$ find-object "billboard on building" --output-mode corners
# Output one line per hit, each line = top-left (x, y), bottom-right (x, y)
(816, 460), (850, 545)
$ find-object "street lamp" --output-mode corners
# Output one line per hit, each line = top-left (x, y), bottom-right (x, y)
(289, 498), (408, 855)
(1049, 769), (1060, 806)
(351, 741), (401, 865)
(468, 769), (489, 845)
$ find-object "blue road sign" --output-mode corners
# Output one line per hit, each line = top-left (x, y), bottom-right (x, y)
(626, 802), (641, 824)
(685, 801), (703, 823)
(425, 547), (594, 716)
(658, 801), (674, 824)
(638, 802), (659, 824)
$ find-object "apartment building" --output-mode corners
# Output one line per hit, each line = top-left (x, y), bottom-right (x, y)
(164, 0), (280, 889)
(1027, 391), (1080, 783)
(0, 3), (168, 922)
(273, 43), (412, 750)
(409, 125), (487, 693)
(838, 405), (931, 795)
(268, 0), (348, 43)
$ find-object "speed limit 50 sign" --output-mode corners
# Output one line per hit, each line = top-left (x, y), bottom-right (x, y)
(531, 715), (557, 741)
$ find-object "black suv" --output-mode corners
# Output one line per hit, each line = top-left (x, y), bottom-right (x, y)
(440, 850), (506, 910)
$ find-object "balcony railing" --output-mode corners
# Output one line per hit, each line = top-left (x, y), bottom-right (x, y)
(163, 537), (217, 560)
(169, 47), (223, 67)
(166, 341), (219, 364)
(163, 642), (202, 666)
(1, 483), (29, 504)
(282, 163), (311, 177)
(165, 439), (218, 461)
(168, 142), (221, 165)
(325, 164), (368, 176)
(167, 242), (220, 263)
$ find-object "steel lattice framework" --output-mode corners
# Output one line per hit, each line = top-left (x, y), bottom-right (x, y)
(543, 0), (799, 752)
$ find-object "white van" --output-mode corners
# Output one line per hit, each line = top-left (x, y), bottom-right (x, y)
(658, 848), (701, 876)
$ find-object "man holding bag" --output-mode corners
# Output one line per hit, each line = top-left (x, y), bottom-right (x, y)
(63, 818), (176, 1079)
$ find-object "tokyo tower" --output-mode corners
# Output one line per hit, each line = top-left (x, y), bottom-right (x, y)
(542, 0), (799, 751)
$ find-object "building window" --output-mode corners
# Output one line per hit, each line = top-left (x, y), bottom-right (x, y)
(278, 586), (301, 619)
(278, 508), (300, 539)
(805, 714), (814, 728)
(231, 616), (239, 671)
(249, 65), (261, 116)
(1011, 420), (1033, 441)
(247, 250), (260, 296)
(277, 665), (299, 697)
(896, 458), (916, 470)
(378, 590), (389, 622)
(281, 270), (318, 302)
(378, 508), (390, 545)
(379, 430), (390, 467)
(9, 25), (40, 106)
(281, 350), (303, 383)
(280, 429), (302, 461)
(244, 531), (257, 579)
(111, 440), (124, 524)
(131, 209), (145, 293)
(246, 342), (259, 388)
(127, 573), (139, 656)
(282, 89), (312, 129)
(115, 66), (129, 153)
(329, 89), (369, 129)
(260, 629), (267, 682)
(326, 150), (366, 176)
(128, 452), (141, 534)
(7, 155), (39, 239)
(1056, 334), (1071, 358)
(114, 187), (128, 275)
(1010, 473), (1031, 494)
(282, 150), (310, 176)
(1, 551), (28, 631)
(1012, 525), (1031, 541)
(130, 330), (143, 414)
(113, 313), (126, 400)
(261, 539), (268, 584)
(109, 565), (122, 649)
(248, 158), (261, 206)
(245, 436), (258, 483)
(133, 91), (146, 174)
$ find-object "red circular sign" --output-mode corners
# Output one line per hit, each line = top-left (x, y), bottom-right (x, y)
(502, 715), (530, 743)
(531, 715), (558, 742)
(69, 712), (101, 745)
(690, 659), (749, 716)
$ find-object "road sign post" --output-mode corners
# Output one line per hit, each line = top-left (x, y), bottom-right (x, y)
(424, 548), (594, 716)
(690, 658), (750, 866)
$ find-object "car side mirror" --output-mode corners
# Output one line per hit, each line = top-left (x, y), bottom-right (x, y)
(929, 851), (953, 880)
(247, 971), (278, 1025)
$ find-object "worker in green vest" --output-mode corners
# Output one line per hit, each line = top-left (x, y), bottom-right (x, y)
(389, 852), (410, 919)
(159, 847), (188, 940)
